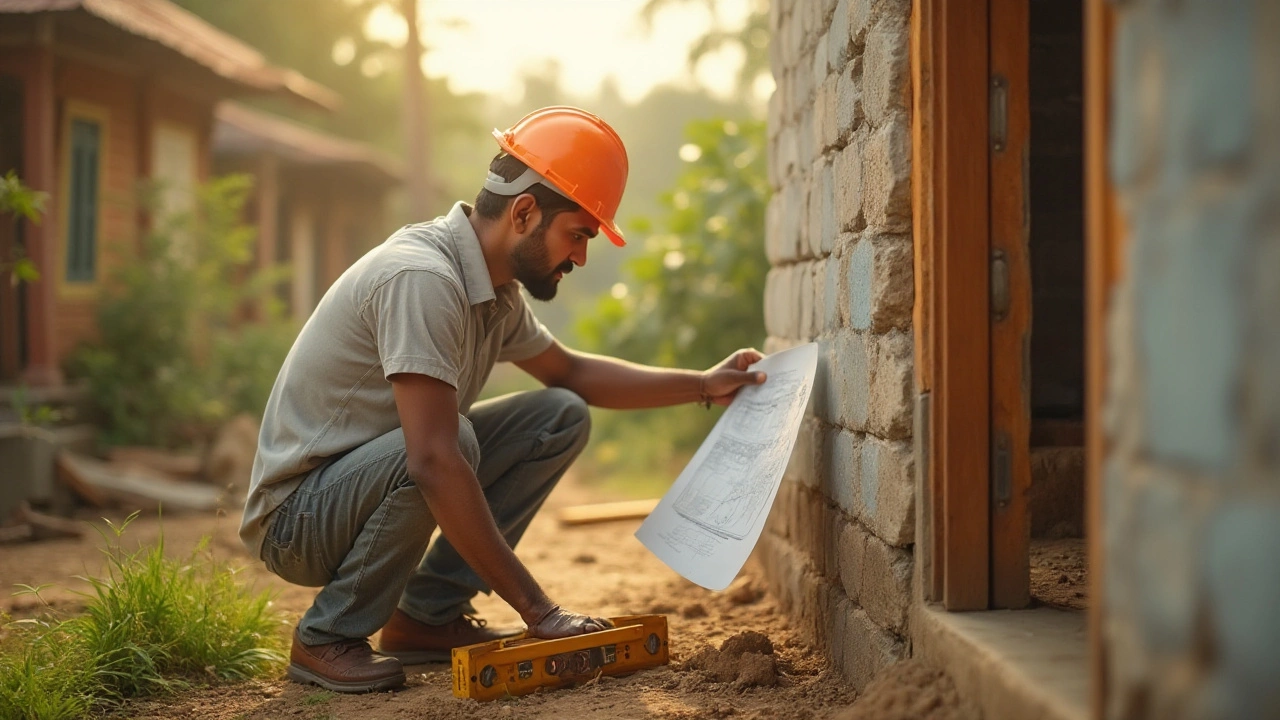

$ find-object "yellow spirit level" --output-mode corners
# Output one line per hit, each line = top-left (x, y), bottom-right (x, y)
(451, 614), (669, 701)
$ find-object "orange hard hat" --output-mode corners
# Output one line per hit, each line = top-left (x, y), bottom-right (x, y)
(492, 106), (630, 247)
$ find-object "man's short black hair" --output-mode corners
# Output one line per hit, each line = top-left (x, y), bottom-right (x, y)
(473, 152), (581, 224)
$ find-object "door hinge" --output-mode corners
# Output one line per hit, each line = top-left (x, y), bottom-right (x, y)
(993, 431), (1012, 508)
(991, 249), (1010, 321)
(990, 75), (1008, 153)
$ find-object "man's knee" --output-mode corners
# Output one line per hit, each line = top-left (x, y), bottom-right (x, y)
(544, 387), (590, 440)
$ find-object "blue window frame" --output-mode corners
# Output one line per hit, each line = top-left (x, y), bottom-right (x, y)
(66, 117), (100, 283)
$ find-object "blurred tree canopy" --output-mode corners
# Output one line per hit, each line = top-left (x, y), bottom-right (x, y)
(171, 0), (485, 213)
(642, 0), (770, 95)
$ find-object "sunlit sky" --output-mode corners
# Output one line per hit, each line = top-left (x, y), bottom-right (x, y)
(362, 0), (760, 104)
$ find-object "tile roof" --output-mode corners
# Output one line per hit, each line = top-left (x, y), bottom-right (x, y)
(0, 0), (339, 110)
(214, 103), (404, 186)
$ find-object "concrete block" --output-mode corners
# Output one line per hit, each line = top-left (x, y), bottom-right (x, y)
(828, 0), (852, 71)
(799, 263), (815, 341)
(825, 426), (860, 516)
(848, 234), (914, 332)
(787, 416), (823, 489)
(811, 259), (828, 337)
(1203, 498), (1280, 720)
(836, 518), (867, 604)
(861, 435), (916, 547)
(837, 607), (906, 691)
(869, 330), (914, 439)
(848, 0), (870, 50)
(807, 160), (829, 259)
(829, 331), (871, 431)
(836, 60), (864, 144)
(815, 74), (841, 153)
(1138, 191), (1248, 471)
(823, 251), (846, 332)
(813, 32), (830, 90)
(798, 108), (817, 167)
(820, 0), (840, 25)
(780, 180), (803, 261)
(862, 11), (910, 127)
(764, 335), (799, 356)
(861, 119), (912, 232)
(786, 11), (806, 77)
(792, 57), (814, 121)
(834, 140), (864, 232)
(763, 268), (784, 338)
(765, 193), (784, 264)
(776, 124), (798, 180)
(859, 531), (912, 634)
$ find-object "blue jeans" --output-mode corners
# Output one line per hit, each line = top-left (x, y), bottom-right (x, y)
(261, 388), (590, 646)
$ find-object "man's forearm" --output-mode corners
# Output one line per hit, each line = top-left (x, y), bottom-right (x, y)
(412, 450), (554, 623)
(556, 351), (705, 409)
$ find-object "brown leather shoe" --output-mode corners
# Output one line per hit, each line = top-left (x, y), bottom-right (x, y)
(286, 628), (406, 693)
(378, 608), (525, 663)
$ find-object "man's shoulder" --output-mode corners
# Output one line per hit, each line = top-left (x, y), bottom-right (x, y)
(359, 225), (464, 289)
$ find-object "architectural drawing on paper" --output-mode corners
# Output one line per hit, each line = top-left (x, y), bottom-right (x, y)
(673, 369), (807, 539)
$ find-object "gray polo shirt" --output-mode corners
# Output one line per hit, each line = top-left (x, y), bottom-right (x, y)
(239, 202), (555, 556)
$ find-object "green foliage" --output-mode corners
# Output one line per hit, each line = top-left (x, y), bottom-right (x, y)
(66, 175), (295, 448)
(7, 386), (66, 428)
(0, 170), (48, 285)
(0, 514), (286, 719)
(574, 119), (770, 484)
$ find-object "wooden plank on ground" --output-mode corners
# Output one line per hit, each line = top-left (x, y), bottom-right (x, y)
(56, 452), (224, 512)
(988, 0), (1032, 610)
(558, 499), (660, 526)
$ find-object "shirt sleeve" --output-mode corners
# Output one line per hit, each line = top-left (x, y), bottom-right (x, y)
(362, 269), (467, 387)
(497, 291), (556, 362)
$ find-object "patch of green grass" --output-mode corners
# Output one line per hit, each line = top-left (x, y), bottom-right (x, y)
(0, 512), (287, 719)
(301, 690), (333, 706)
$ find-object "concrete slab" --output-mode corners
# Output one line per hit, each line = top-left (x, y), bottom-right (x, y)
(913, 603), (1089, 720)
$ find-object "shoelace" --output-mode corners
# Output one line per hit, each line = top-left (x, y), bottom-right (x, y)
(322, 637), (371, 661)
(461, 614), (488, 629)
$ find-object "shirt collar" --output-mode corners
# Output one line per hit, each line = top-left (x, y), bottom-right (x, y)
(445, 202), (499, 307)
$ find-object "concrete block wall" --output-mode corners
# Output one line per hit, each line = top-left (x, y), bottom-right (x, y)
(1103, 2), (1280, 719)
(759, 0), (914, 691)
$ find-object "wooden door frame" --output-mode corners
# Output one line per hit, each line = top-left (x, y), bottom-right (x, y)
(911, 0), (1030, 612)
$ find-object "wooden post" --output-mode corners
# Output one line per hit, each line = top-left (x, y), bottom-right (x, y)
(20, 33), (61, 386)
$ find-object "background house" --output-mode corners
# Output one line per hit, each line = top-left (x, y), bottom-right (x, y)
(212, 102), (404, 323)
(0, 0), (337, 385)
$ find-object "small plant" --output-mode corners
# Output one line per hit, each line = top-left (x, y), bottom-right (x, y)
(0, 513), (287, 718)
(8, 385), (66, 428)
(0, 170), (48, 286)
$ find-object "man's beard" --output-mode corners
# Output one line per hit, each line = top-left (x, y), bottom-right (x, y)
(510, 223), (572, 301)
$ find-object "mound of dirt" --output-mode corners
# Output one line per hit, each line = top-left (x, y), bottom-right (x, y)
(833, 659), (975, 720)
(680, 631), (778, 688)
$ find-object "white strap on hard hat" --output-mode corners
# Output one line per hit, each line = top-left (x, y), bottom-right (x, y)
(483, 167), (571, 200)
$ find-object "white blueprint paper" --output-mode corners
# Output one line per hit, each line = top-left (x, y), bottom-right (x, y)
(635, 343), (819, 591)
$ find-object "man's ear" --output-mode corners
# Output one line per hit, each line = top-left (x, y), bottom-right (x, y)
(510, 194), (540, 235)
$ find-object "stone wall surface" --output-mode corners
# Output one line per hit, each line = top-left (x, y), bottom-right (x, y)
(1104, 2), (1280, 719)
(760, 0), (915, 691)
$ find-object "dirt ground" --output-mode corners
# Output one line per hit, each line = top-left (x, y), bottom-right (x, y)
(1029, 537), (1088, 611)
(1, 474), (969, 720)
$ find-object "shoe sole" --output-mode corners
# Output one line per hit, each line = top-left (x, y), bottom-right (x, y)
(286, 663), (406, 693)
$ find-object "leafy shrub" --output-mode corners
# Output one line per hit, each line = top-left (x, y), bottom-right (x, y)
(66, 175), (295, 447)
